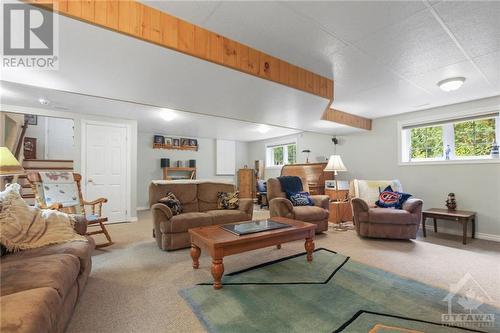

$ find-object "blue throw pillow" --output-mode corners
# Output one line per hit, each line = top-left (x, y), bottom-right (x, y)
(375, 186), (412, 209)
(287, 191), (313, 206)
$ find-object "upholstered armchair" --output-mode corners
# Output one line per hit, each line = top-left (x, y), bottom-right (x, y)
(267, 177), (329, 233)
(350, 179), (423, 239)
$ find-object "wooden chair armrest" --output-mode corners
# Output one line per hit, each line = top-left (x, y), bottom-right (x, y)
(83, 198), (108, 206)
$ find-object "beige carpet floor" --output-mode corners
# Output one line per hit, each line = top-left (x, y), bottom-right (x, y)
(67, 208), (500, 333)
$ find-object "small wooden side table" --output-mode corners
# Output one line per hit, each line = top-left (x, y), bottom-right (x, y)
(329, 201), (353, 223)
(422, 208), (476, 245)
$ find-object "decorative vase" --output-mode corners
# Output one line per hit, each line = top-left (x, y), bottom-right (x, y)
(445, 193), (457, 210)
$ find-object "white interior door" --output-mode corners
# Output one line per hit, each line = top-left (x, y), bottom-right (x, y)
(84, 123), (128, 222)
(46, 117), (74, 160)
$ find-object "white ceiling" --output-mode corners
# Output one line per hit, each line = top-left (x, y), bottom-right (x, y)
(146, 0), (500, 117)
(0, 81), (304, 141)
(1, 1), (499, 138)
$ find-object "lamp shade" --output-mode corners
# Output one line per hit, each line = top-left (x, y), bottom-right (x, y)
(0, 147), (25, 176)
(324, 155), (347, 172)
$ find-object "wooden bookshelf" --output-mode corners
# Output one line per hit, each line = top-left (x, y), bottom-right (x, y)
(162, 167), (196, 180)
(153, 143), (198, 151)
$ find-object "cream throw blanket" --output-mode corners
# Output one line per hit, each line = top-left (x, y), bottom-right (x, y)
(0, 183), (87, 252)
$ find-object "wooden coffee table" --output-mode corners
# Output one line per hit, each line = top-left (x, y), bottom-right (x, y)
(189, 217), (317, 289)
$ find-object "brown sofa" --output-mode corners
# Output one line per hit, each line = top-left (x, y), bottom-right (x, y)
(267, 178), (329, 233)
(149, 181), (254, 250)
(0, 217), (94, 333)
(350, 179), (423, 239)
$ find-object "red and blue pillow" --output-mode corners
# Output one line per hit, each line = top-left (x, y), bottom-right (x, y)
(375, 186), (412, 209)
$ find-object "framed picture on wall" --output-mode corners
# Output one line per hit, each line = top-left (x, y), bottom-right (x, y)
(164, 137), (173, 145)
(172, 138), (180, 147)
(180, 138), (189, 146)
(25, 114), (38, 125)
(154, 135), (165, 144)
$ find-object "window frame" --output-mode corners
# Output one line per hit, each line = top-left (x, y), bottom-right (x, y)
(265, 140), (297, 168)
(398, 107), (500, 166)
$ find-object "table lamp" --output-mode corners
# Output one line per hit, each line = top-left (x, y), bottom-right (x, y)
(324, 155), (349, 231)
(0, 147), (25, 187)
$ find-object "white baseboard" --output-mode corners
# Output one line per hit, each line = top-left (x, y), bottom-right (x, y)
(136, 206), (150, 211)
(424, 225), (500, 242)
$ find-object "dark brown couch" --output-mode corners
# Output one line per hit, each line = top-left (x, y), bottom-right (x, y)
(0, 217), (94, 333)
(267, 178), (329, 233)
(149, 181), (253, 250)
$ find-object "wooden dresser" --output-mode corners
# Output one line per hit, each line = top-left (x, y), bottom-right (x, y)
(280, 163), (333, 195)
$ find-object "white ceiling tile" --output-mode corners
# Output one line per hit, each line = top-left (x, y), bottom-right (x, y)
(332, 79), (431, 119)
(354, 9), (466, 77)
(285, 1), (426, 43)
(142, 1), (221, 26)
(434, 1), (500, 58)
(202, 2), (345, 77)
(473, 51), (500, 90)
(331, 46), (400, 96)
(404, 60), (498, 100)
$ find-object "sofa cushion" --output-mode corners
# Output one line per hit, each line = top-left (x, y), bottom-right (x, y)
(0, 253), (80, 298)
(2, 238), (94, 274)
(1, 287), (61, 333)
(368, 208), (418, 225)
(293, 206), (328, 222)
(150, 183), (199, 212)
(198, 182), (235, 212)
(205, 210), (251, 225)
(162, 212), (213, 233)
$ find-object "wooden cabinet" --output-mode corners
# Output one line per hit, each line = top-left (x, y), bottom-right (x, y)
(325, 189), (349, 201)
(237, 168), (255, 199)
(280, 163), (333, 195)
(329, 201), (353, 223)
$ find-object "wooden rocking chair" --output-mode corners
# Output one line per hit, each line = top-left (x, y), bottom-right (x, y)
(27, 171), (113, 248)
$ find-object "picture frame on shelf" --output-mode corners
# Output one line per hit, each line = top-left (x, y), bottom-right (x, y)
(180, 138), (189, 146)
(154, 135), (164, 144)
(189, 139), (198, 147)
(164, 137), (173, 145)
(173, 138), (180, 147)
(25, 114), (38, 125)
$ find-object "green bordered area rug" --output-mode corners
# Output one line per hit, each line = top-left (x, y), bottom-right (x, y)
(180, 248), (499, 333)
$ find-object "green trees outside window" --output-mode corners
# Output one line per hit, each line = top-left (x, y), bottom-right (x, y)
(287, 144), (297, 164)
(273, 146), (284, 165)
(410, 126), (443, 159)
(454, 119), (496, 157)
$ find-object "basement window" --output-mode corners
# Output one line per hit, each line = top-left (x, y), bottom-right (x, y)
(266, 142), (297, 167)
(400, 112), (499, 164)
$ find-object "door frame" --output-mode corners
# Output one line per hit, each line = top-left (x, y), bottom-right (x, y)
(81, 119), (132, 222)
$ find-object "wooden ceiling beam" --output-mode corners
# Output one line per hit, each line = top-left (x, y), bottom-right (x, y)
(322, 109), (372, 131)
(26, 0), (334, 101)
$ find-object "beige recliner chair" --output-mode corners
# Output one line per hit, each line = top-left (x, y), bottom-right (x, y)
(350, 180), (423, 239)
(267, 177), (329, 233)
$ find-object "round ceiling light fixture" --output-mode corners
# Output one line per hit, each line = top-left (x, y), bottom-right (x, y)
(437, 77), (466, 92)
(38, 97), (50, 105)
(256, 124), (270, 133)
(159, 108), (177, 121)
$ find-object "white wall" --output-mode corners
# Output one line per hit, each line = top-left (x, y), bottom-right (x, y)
(137, 132), (249, 208)
(1, 105), (138, 219)
(247, 131), (335, 179)
(337, 96), (500, 239)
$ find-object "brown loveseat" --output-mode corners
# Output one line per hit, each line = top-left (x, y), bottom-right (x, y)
(149, 181), (253, 250)
(0, 218), (94, 333)
(267, 178), (329, 233)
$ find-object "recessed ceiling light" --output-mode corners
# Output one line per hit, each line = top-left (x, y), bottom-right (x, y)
(437, 77), (465, 92)
(38, 97), (50, 105)
(159, 108), (177, 121)
(256, 124), (270, 133)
